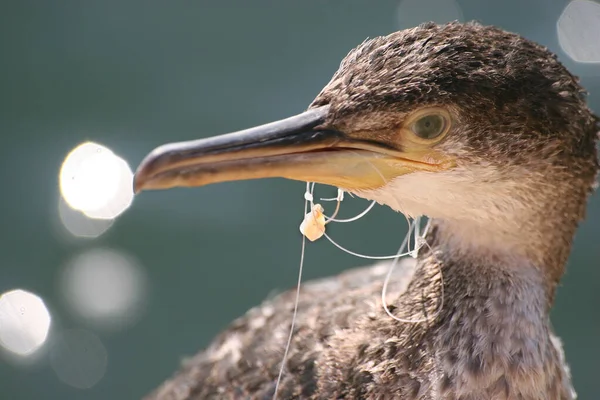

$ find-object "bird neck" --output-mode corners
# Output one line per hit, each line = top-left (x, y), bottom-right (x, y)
(397, 220), (554, 320)
(357, 167), (587, 298)
(387, 225), (575, 398)
(420, 203), (580, 304)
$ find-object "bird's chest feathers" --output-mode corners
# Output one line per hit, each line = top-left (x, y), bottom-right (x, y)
(321, 257), (574, 399)
(426, 263), (568, 400)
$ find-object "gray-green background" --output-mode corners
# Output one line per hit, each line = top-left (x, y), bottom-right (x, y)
(2, 1), (599, 399)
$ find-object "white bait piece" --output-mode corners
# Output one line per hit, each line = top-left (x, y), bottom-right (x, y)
(299, 204), (326, 241)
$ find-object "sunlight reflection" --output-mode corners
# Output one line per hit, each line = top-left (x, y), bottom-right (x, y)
(50, 329), (107, 389)
(59, 142), (134, 220)
(397, 0), (463, 28)
(557, 0), (600, 63)
(0, 289), (51, 356)
(60, 248), (147, 330)
(58, 197), (114, 238)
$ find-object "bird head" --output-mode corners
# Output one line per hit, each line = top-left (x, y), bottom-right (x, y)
(134, 22), (598, 257)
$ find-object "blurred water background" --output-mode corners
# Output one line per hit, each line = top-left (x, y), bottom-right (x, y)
(1, 1), (599, 399)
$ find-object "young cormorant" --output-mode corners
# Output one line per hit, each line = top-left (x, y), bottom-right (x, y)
(134, 22), (599, 399)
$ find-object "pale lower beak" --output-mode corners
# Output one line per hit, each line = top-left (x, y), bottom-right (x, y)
(134, 105), (446, 193)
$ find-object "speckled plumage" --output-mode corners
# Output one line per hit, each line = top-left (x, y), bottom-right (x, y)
(146, 22), (598, 399)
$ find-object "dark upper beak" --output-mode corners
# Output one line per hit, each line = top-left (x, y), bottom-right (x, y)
(134, 105), (446, 194)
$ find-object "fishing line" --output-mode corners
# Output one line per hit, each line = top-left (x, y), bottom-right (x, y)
(304, 152), (412, 260)
(306, 183), (377, 224)
(381, 212), (444, 324)
(273, 183), (309, 400)
(275, 157), (443, 399)
(305, 183), (419, 260)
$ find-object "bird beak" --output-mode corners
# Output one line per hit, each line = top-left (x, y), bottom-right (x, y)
(134, 105), (450, 193)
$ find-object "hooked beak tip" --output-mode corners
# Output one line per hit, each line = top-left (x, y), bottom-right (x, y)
(133, 177), (143, 194)
(133, 156), (155, 194)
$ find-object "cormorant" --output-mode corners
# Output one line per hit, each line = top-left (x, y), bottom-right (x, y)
(134, 22), (599, 399)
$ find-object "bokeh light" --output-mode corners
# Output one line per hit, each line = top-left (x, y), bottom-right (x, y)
(58, 197), (114, 239)
(50, 329), (107, 389)
(397, 0), (463, 28)
(0, 289), (51, 356)
(60, 248), (147, 330)
(557, 0), (600, 63)
(59, 142), (134, 220)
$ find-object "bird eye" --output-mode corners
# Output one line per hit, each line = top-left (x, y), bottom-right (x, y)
(411, 114), (447, 140)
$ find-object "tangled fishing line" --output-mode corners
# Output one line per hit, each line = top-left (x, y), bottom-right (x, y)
(272, 180), (444, 400)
